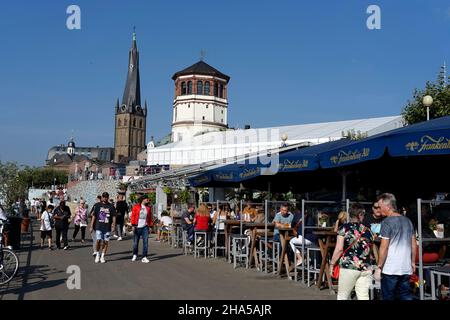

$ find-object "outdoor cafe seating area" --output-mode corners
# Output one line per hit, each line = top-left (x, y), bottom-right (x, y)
(158, 198), (450, 300)
(143, 117), (450, 300)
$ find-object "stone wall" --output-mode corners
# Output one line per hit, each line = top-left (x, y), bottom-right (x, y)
(67, 180), (119, 209)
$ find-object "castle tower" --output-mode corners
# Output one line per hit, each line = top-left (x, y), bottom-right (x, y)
(171, 60), (230, 143)
(114, 31), (147, 163)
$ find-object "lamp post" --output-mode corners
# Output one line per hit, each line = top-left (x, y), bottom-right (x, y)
(281, 133), (288, 147)
(422, 95), (433, 121)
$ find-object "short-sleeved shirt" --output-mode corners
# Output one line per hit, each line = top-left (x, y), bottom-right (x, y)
(380, 215), (415, 275)
(94, 203), (116, 233)
(40, 211), (53, 231)
(338, 223), (373, 271)
(160, 216), (173, 228)
(362, 214), (384, 235)
(194, 214), (210, 231)
(181, 210), (195, 229)
(53, 205), (71, 227)
(273, 212), (294, 237)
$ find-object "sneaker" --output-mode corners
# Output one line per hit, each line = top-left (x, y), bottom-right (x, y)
(63, 246), (69, 250)
(100, 256), (106, 263)
(81, 240), (85, 244)
(92, 251), (98, 256)
(155, 239), (161, 243)
(49, 247), (53, 251)
(117, 237), (122, 241)
(296, 259), (303, 267)
(142, 257), (150, 263)
(111, 234), (118, 239)
(131, 255), (137, 262)
(6, 246), (13, 250)
(95, 255), (100, 263)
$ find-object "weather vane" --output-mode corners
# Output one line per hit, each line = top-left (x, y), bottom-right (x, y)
(200, 49), (206, 61)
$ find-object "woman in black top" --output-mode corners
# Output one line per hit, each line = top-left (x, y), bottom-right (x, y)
(114, 194), (129, 240)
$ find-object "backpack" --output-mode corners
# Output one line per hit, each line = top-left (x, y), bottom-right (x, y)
(47, 212), (55, 229)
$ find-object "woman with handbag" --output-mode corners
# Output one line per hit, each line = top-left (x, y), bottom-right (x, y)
(329, 203), (374, 300)
(72, 200), (88, 243)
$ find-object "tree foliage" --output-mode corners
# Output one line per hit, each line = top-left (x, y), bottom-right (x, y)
(402, 65), (450, 125)
(0, 162), (67, 211)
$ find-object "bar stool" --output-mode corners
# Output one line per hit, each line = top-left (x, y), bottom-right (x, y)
(194, 231), (209, 259)
(306, 246), (321, 287)
(293, 244), (307, 283)
(271, 241), (281, 275)
(182, 230), (193, 255)
(258, 238), (275, 273)
(232, 235), (249, 269)
(213, 229), (226, 258)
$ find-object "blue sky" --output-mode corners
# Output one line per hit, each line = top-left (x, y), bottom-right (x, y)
(0, 0), (449, 167)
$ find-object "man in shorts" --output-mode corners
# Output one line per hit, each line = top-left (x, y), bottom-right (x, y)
(90, 192), (116, 263)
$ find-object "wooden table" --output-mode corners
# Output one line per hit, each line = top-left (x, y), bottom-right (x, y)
(224, 220), (242, 259)
(245, 222), (274, 269)
(313, 229), (337, 291)
(277, 227), (294, 279)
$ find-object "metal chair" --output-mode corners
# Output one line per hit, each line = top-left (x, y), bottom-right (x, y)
(182, 230), (193, 255)
(194, 231), (209, 259)
(306, 246), (321, 287)
(232, 235), (249, 269)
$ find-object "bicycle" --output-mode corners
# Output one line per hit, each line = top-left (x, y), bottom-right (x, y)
(0, 219), (19, 285)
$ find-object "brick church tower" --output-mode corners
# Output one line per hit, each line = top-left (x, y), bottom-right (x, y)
(114, 31), (147, 163)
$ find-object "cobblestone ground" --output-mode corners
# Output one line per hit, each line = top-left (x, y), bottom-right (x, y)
(0, 219), (336, 300)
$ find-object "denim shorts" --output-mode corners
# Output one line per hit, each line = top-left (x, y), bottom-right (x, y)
(96, 230), (111, 242)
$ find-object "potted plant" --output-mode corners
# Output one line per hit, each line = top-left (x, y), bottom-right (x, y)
(318, 212), (329, 227)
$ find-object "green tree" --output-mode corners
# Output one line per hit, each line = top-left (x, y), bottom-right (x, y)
(0, 162), (27, 211)
(402, 65), (450, 124)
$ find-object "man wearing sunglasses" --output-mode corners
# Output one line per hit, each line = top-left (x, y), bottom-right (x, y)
(362, 202), (385, 237)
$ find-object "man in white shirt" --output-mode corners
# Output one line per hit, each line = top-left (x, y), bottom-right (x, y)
(376, 193), (416, 300)
(156, 211), (173, 242)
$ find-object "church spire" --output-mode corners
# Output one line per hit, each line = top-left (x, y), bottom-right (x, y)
(121, 30), (141, 111)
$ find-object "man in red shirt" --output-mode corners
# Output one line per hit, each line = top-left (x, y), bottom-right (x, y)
(130, 195), (153, 263)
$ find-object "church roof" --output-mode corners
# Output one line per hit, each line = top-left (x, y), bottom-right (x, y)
(172, 61), (230, 82)
(122, 32), (141, 109)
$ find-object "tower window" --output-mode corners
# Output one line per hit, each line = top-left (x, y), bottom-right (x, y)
(181, 82), (187, 95)
(118, 119), (122, 127)
(133, 119), (136, 127)
(197, 81), (203, 95)
(204, 81), (210, 95)
(221, 110), (223, 114)
(219, 84), (224, 98)
(202, 116), (205, 120)
(206, 105), (208, 109)
(139, 120), (142, 128)
(221, 119), (223, 123)
(214, 83), (218, 97)
(188, 104), (190, 108)
(124, 119), (128, 126)
(187, 81), (193, 94)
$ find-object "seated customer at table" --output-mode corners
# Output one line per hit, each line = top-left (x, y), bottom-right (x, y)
(272, 204), (294, 242)
(242, 202), (257, 222)
(156, 211), (173, 242)
(181, 204), (196, 242)
(362, 201), (385, 238)
(415, 218), (445, 264)
(290, 210), (317, 266)
(193, 204), (212, 245)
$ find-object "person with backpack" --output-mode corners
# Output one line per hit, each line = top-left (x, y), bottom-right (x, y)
(40, 204), (55, 250)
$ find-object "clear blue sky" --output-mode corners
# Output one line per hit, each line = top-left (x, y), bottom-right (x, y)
(0, 0), (449, 167)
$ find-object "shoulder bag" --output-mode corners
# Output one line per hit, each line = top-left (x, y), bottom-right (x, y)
(332, 226), (367, 279)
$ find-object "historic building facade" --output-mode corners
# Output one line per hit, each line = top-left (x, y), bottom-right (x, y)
(114, 32), (148, 163)
(171, 60), (230, 143)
